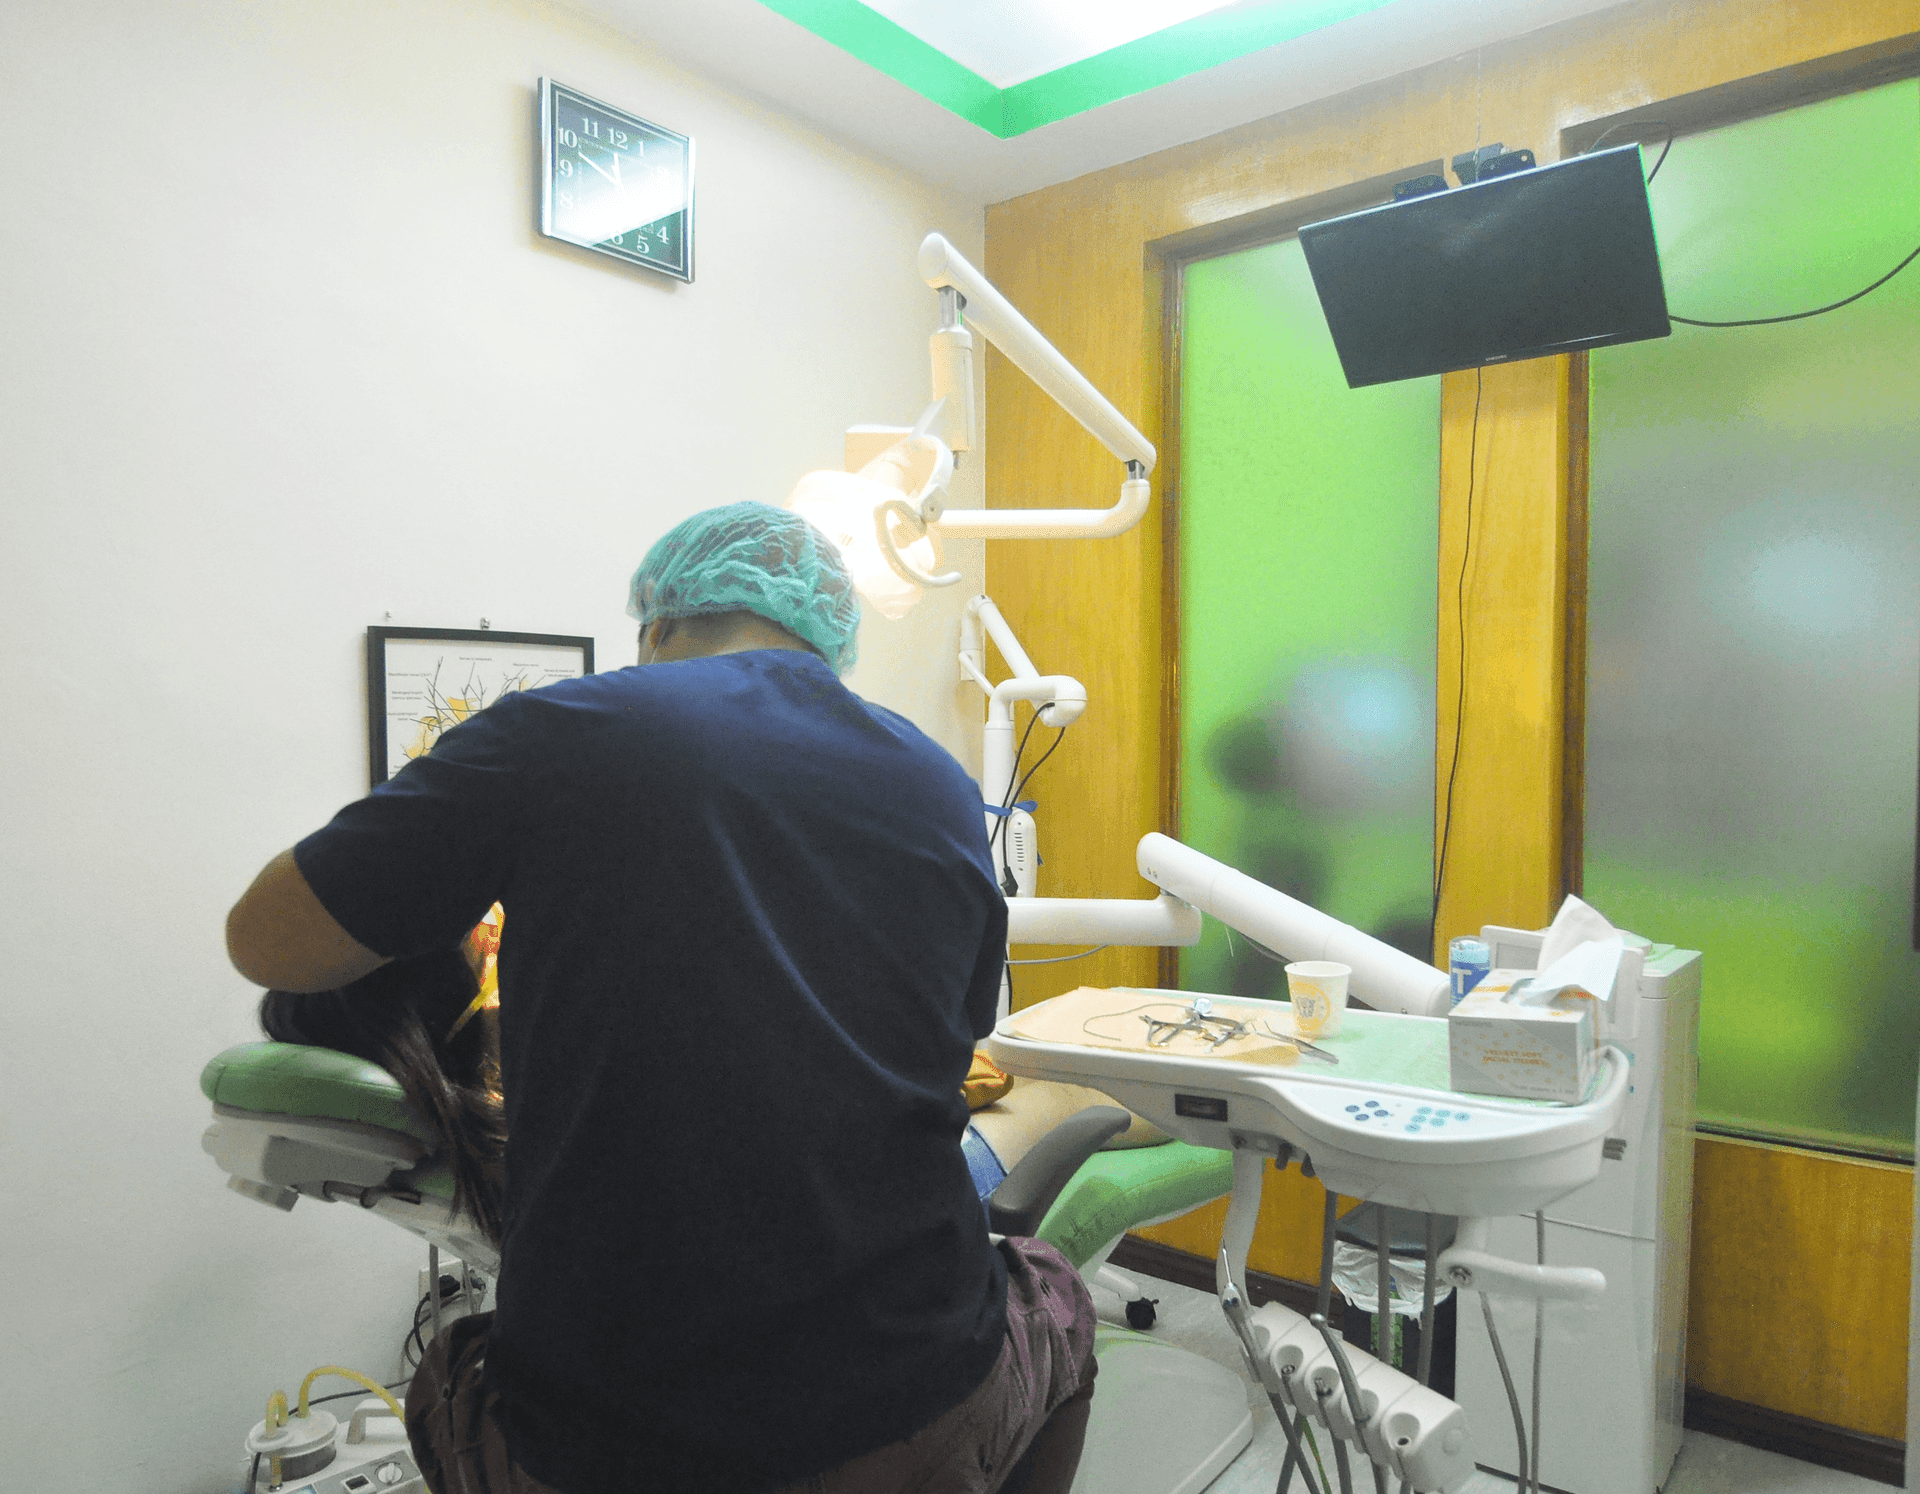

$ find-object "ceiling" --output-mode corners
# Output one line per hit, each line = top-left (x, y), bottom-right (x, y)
(860, 0), (1261, 90)
(556, 0), (1636, 203)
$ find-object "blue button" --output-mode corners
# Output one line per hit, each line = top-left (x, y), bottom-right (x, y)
(1346, 1105), (1361, 1113)
(1354, 1114), (1370, 1122)
(1455, 1111), (1470, 1120)
(1431, 1119), (1446, 1128)
(1406, 1125), (1421, 1133)
(1367, 1101), (1386, 1110)
(1417, 1106), (1432, 1115)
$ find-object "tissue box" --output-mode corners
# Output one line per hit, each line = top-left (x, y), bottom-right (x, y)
(1447, 968), (1596, 1103)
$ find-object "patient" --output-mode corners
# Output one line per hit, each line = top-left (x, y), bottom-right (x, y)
(258, 947), (507, 1247)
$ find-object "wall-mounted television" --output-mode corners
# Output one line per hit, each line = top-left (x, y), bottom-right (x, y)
(1297, 144), (1671, 388)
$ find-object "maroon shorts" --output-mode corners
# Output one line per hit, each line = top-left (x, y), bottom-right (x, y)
(406, 1235), (1099, 1494)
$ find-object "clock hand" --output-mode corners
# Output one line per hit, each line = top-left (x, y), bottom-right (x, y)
(577, 148), (622, 189)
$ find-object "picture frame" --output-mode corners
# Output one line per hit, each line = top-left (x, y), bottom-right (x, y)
(366, 626), (595, 787)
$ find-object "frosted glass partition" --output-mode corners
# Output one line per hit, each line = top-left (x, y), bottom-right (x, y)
(1178, 238), (1439, 1000)
(1587, 81), (1920, 1155)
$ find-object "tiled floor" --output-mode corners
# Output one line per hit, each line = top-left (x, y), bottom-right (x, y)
(1087, 1275), (1888, 1494)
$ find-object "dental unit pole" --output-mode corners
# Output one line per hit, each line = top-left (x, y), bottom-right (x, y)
(961, 594), (1087, 901)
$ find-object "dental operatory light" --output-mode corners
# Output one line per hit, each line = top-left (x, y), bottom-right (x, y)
(787, 233), (1156, 615)
(788, 421), (954, 620)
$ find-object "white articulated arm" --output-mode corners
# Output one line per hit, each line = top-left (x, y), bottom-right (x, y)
(931, 478), (1153, 542)
(1006, 893), (1202, 948)
(918, 234), (1155, 472)
(1136, 833), (1451, 1017)
(961, 595), (1039, 682)
(916, 233), (1155, 545)
(1437, 1218), (1606, 1301)
(962, 595), (1087, 811)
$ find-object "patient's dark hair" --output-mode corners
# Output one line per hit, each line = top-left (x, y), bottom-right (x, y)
(259, 949), (507, 1247)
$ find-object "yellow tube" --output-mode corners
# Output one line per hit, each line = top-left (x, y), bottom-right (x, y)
(264, 1390), (289, 1432)
(296, 1365), (406, 1426)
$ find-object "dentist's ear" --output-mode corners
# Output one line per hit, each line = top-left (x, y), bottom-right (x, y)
(638, 617), (677, 664)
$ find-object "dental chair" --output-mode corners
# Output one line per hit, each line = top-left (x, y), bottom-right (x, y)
(203, 1045), (1251, 1494)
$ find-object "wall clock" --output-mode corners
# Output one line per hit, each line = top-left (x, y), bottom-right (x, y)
(538, 78), (694, 282)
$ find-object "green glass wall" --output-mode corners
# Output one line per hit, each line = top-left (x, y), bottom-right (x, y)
(1587, 81), (1920, 1155)
(1178, 239), (1440, 998)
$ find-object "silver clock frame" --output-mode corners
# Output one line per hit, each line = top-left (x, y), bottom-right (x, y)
(538, 77), (695, 283)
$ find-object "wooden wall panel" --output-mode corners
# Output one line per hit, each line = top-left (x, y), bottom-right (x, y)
(984, 0), (1919, 1433)
(1432, 357), (1577, 951)
(1690, 1137), (1913, 1438)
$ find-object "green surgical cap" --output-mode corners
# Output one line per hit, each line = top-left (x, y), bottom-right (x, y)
(627, 502), (862, 675)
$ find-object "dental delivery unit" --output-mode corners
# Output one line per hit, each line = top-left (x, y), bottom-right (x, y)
(201, 231), (1697, 1494)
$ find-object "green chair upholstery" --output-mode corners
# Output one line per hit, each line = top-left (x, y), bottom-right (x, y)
(1037, 1141), (1234, 1270)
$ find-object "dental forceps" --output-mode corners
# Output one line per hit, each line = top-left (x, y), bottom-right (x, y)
(1263, 1022), (1341, 1065)
(1141, 997), (1255, 1050)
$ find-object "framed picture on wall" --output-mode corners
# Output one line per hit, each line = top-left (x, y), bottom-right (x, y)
(366, 626), (595, 787)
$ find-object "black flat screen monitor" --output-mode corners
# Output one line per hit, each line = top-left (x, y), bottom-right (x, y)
(1297, 145), (1670, 388)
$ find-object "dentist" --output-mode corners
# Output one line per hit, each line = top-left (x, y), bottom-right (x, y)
(227, 502), (1097, 1494)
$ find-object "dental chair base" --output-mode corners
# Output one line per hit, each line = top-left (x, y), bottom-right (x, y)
(1071, 1327), (1253, 1494)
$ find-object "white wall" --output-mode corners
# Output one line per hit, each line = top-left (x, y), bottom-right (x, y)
(0, 2), (985, 1488)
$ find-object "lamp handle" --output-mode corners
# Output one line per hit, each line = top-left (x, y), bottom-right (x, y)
(875, 499), (963, 589)
(871, 434), (961, 589)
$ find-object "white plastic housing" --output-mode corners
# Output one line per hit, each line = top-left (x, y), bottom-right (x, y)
(1304, 1340), (1386, 1440)
(1436, 1216), (1606, 1300)
(986, 1023), (1633, 1217)
(992, 807), (1038, 898)
(1371, 1378), (1475, 1490)
(933, 476), (1151, 541)
(1136, 833), (1451, 1018)
(929, 325), (976, 452)
(1244, 1300), (1476, 1492)
(1004, 893), (1202, 947)
(1246, 1302), (1332, 1418)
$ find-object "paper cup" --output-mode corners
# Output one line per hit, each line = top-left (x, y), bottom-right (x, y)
(1285, 961), (1352, 1037)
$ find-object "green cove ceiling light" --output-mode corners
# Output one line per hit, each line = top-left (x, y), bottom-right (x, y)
(757, 0), (1407, 137)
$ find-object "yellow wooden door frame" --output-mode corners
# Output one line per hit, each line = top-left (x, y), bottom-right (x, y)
(985, 0), (1920, 1435)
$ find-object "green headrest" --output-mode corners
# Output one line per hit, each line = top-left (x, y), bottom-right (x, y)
(200, 1042), (436, 1145)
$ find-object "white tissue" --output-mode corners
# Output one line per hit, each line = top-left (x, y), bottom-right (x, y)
(1517, 895), (1624, 1004)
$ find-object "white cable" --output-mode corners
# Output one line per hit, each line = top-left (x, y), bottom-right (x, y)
(1006, 945), (1111, 966)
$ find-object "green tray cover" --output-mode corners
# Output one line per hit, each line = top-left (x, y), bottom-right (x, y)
(200, 1042), (437, 1145)
(1111, 989), (1566, 1105)
(1037, 1140), (1234, 1270)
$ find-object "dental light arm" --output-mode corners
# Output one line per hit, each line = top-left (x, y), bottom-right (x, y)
(916, 232), (1154, 549)
(1136, 834), (1451, 1017)
(1003, 833), (1451, 1020)
(961, 595), (1087, 827)
(918, 233), (1156, 474)
(791, 233), (1158, 603)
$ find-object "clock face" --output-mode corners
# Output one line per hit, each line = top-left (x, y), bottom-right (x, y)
(539, 79), (694, 282)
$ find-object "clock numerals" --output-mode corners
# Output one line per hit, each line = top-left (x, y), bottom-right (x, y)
(540, 79), (693, 282)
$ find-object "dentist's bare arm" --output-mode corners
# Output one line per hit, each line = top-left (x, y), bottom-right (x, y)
(226, 849), (389, 992)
